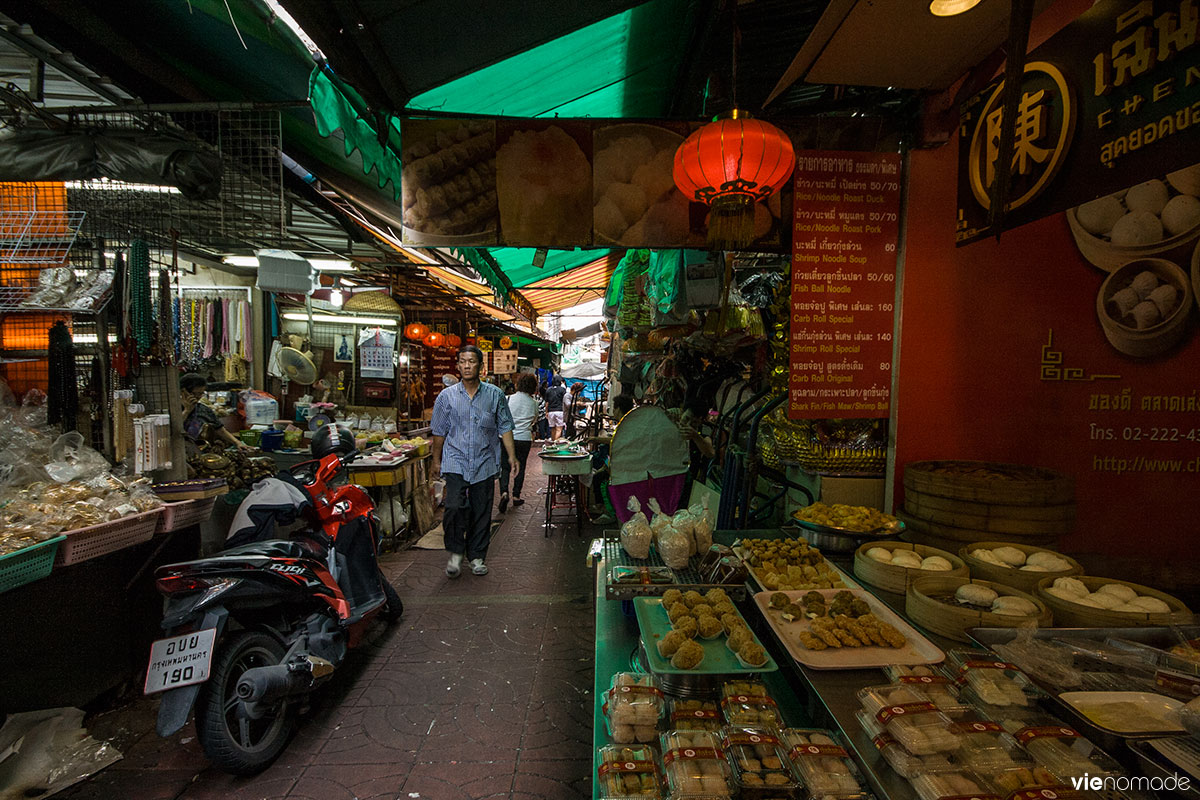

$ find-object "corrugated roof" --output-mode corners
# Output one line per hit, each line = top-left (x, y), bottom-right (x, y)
(519, 254), (620, 315)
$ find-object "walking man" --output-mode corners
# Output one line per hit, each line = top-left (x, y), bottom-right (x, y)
(431, 345), (517, 578)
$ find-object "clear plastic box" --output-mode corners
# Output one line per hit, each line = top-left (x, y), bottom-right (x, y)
(606, 673), (666, 744)
(993, 714), (1121, 783)
(883, 665), (969, 718)
(667, 698), (722, 732)
(660, 730), (733, 798)
(854, 709), (956, 778)
(857, 684), (958, 755)
(948, 650), (1038, 708)
(721, 681), (784, 729)
(598, 744), (664, 799)
(909, 770), (997, 800)
(949, 718), (1035, 772)
(779, 728), (868, 800)
(720, 727), (800, 799)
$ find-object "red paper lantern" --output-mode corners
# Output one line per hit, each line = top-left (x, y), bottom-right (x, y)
(424, 331), (445, 348)
(405, 322), (429, 341)
(446, 333), (462, 348)
(673, 110), (795, 249)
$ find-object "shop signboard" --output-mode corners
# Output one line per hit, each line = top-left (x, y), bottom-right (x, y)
(426, 346), (457, 406)
(788, 151), (902, 420)
(491, 349), (518, 374)
(957, 0), (1200, 244)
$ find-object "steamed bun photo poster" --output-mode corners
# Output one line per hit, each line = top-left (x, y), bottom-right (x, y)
(494, 119), (592, 247)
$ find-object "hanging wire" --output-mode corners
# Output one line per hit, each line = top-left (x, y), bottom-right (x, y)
(730, 0), (739, 109)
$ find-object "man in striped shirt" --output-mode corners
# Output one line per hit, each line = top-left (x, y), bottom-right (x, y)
(431, 345), (517, 578)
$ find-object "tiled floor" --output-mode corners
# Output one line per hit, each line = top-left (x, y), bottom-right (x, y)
(61, 453), (601, 800)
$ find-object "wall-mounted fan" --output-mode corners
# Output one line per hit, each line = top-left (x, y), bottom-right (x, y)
(278, 346), (317, 393)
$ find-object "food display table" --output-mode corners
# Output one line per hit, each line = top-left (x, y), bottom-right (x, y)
(540, 452), (590, 537)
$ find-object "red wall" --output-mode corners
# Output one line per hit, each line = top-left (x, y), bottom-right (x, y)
(895, 0), (1200, 560)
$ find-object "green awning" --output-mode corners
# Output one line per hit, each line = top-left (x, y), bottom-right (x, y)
(485, 249), (616, 289)
(406, 0), (697, 119)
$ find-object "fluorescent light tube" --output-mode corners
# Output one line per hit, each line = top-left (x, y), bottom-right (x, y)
(308, 259), (355, 271)
(223, 256), (259, 268)
(282, 312), (397, 326)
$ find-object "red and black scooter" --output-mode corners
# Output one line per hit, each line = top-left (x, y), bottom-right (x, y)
(145, 424), (402, 774)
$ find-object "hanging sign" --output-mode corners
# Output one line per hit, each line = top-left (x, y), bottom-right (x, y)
(358, 327), (396, 379)
(788, 151), (902, 420)
(491, 349), (518, 374)
(957, 0), (1200, 244)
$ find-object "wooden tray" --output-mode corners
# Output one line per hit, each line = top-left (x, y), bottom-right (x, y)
(633, 597), (777, 675)
(753, 589), (944, 670)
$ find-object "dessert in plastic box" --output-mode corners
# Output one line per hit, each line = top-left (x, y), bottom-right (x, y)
(721, 681), (784, 729)
(780, 728), (868, 800)
(598, 744), (664, 799)
(909, 770), (998, 800)
(667, 699), (722, 732)
(606, 673), (665, 744)
(949, 650), (1039, 707)
(883, 665), (969, 717)
(858, 684), (958, 755)
(855, 709), (954, 778)
(720, 727), (799, 799)
(660, 730), (733, 798)
(949, 718), (1036, 772)
(995, 714), (1120, 783)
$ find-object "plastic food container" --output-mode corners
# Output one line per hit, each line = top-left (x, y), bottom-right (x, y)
(660, 730), (733, 798)
(909, 770), (998, 800)
(721, 681), (784, 729)
(720, 727), (800, 799)
(857, 684), (958, 755)
(605, 673), (665, 744)
(883, 665), (969, 718)
(855, 709), (955, 779)
(948, 650), (1039, 708)
(950, 718), (1035, 772)
(779, 728), (868, 800)
(598, 744), (664, 799)
(667, 698), (722, 732)
(994, 713), (1121, 782)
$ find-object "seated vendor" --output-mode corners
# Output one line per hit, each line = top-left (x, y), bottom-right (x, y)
(181, 373), (254, 453)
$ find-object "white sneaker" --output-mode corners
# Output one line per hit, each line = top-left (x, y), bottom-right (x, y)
(470, 558), (488, 576)
(446, 552), (463, 578)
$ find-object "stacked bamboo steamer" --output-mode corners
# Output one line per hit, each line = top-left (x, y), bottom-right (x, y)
(899, 460), (1074, 550)
(958, 542), (1083, 593)
(906, 576), (1053, 642)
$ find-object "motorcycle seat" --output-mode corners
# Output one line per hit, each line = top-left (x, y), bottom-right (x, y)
(221, 538), (325, 561)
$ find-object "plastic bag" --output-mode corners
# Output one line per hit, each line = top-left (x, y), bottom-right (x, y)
(646, 498), (672, 537)
(671, 508), (697, 557)
(620, 497), (652, 559)
(44, 433), (110, 484)
(656, 520), (691, 569)
(689, 494), (715, 553)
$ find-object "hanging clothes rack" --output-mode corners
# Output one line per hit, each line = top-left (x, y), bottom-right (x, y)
(176, 285), (254, 370)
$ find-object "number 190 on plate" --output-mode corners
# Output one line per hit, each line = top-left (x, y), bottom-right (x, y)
(144, 628), (217, 694)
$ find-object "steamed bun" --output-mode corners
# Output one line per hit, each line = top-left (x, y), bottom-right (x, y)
(991, 596), (1039, 617)
(1110, 210), (1163, 245)
(1096, 583), (1138, 602)
(1020, 564), (1050, 572)
(1125, 179), (1170, 215)
(866, 547), (893, 563)
(1084, 591), (1124, 610)
(1076, 194), (1124, 235)
(956, 584), (999, 607)
(1129, 596), (1171, 614)
(1161, 194), (1200, 236)
(992, 547), (1027, 566)
(891, 549), (923, 568)
(1052, 577), (1089, 598)
(920, 556), (954, 571)
(971, 549), (1005, 566)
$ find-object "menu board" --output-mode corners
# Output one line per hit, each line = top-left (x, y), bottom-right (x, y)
(788, 151), (902, 420)
(426, 347), (457, 406)
(490, 349), (518, 375)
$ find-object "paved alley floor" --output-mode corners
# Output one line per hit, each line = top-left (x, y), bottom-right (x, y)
(60, 453), (600, 800)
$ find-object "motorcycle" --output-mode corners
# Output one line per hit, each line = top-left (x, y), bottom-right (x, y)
(144, 424), (402, 774)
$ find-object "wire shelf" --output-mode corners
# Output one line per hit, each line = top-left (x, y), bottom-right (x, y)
(0, 284), (113, 314)
(602, 532), (747, 601)
(0, 209), (86, 264)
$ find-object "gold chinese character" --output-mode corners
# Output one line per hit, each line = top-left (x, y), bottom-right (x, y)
(985, 90), (1052, 186)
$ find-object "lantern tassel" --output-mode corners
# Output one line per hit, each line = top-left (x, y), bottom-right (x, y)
(707, 194), (756, 250)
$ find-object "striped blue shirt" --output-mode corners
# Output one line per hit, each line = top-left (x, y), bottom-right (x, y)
(431, 381), (514, 484)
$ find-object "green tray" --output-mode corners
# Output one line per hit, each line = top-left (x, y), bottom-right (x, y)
(0, 535), (65, 594)
(633, 597), (777, 675)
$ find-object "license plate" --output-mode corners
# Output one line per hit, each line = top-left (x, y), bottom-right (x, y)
(144, 628), (217, 694)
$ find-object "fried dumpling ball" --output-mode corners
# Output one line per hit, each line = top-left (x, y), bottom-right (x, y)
(704, 588), (729, 605)
(667, 601), (692, 622)
(727, 627), (754, 652)
(697, 614), (723, 639)
(712, 601), (737, 618)
(738, 641), (769, 667)
(662, 588), (683, 607)
(721, 612), (748, 635)
(657, 629), (686, 658)
(672, 616), (699, 639)
(683, 590), (705, 607)
(691, 603), (714, 618)
(671, 639), (705, 669)
(769, 591), (790, 609)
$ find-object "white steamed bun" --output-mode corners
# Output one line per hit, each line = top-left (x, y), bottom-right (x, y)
(992, 546), (1027, 566)
(1084, 592), (1123, 609)
(1096, 584), (1138, 602)
(920, 556), (953, 571)
(956, 584), (999, 607)
(866, 547), (893, 563)
(971, 549), (1005, 566)
(1128, 596), (1171, 614)
(991, 596), (1039, 617)
(1052, 577), (1089, 598)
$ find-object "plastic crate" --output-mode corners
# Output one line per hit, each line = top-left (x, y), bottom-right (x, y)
(55, 509), (163, 566)
(0, 535), (65, 594)
(155, 497), (218, 534)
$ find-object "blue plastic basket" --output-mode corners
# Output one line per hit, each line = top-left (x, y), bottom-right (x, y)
(0, 535), (65, 594)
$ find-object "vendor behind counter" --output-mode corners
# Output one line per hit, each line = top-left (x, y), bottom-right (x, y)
(181, 372), (254, 454)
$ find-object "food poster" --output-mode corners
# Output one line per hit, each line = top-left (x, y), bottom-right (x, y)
(400, 118), (498, 245)
(788, 151), (902, 420)
(425, 345), (457, 407)
(592, 121), (704, 248)
(495, 120), (592, 246)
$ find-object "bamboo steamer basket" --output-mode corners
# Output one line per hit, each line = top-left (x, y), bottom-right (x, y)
(1034, 575), (1193, 628)
(958, 542), (1083, 593)
(903, 489), (1074, 536)
(904, 460), (1075, 506)
(1095, 257), (1194, 358)
(853, 541), (968, 593)
(897, 509), (1060, 547)
(1067, 203), (1200, 272)
(907, 576), (1053, 643)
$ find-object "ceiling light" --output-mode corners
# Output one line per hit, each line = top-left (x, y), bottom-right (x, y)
(929, 0), (983, 16)
(330, 289), (344, 308)
(223, 256), (259, 268)
(282, 312), (397, 326)
(309, 258), (356, 272)
(64, 179), (180, 194)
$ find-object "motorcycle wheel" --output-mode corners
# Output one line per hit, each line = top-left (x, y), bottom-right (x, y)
(380, 572), (404, 621)
(195, 630), (296, 775)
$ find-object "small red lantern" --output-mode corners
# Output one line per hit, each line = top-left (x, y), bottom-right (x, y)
(405, 322), (429, 341)
(424, 331), (445, 348)
(673, 110), (795, 249)
(445, 333), (462, 348)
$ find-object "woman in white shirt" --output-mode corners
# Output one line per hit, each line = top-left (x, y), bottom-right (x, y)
(498, 373), (539, 511)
